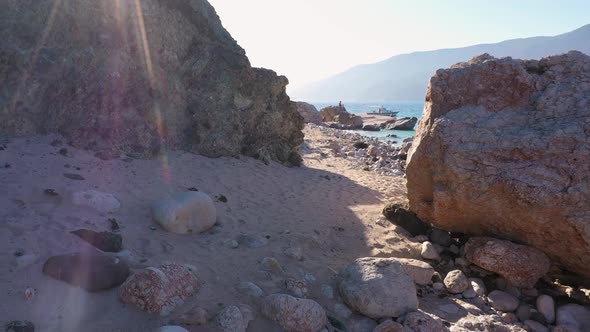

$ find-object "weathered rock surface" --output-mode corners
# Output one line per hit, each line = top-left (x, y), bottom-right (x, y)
(464, 237), (550, 288)
(383, 117), (418, 130)
(0, 0), (303, 165)
(152, 192), (216, 234)
(406, 51), (590, 277)
(261, 294), (327, 332)
(444, 270), (469, 294)
(403, 311), (448, 331)
(373, 319), (404, 332)
(119, 263), (200, 315)
(320, 106), (363, 129)
(295, 102), (322, 125)
(42, 252), (129, 292)
(338, 257), (418, 318)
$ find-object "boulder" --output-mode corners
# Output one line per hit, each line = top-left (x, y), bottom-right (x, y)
(295, 102), (322, 125)
(72, 190), (121, 213)
(261, 294), (327, 332)
(362, 125), (381, 132)
(384, 117), (418, 131)
(406, 52), (590, 277)
(42, 252), (129, 292)
(320, 106), (363, 129)
(152, 192), (216, 234)
(338, 257), (418, 319)
(0, 0), (303, 165)
(119, 263), (200, 315)
(464, 237), (550, 288)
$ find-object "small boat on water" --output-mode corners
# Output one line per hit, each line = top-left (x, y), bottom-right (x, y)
(366, 105), (398, 117)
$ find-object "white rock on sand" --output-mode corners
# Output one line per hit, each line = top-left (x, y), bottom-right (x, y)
(151, 191), (217, 234)
(72, 189), (121, 213)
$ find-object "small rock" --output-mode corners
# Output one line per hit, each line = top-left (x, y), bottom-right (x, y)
(151, 192), (217, 234)
(171, 306), (210, 326)
(462, 286), (477, 299)
(501, 312), (519, 324)
(516, 303), (531, 322)
(72, 190), (120, 213)
(216, 305), (252, 332)
(58, 148), (68, 156)
(433, 282), (445, 291)
(382, 203), (431, 236)
(236, 281), (264, 299)
(63, 173), (85, 180)
(43, 189), (59, 196)
(346, 315), (378, 332)
(237, 234), (268, 248)
(157, 327), (189, 332)
(525, 320), (549, 332)
(403, 311), (447, 331)
(224, 239), (239, 249)
(216, 194), (228, 203)
(556, 304), (590, 330)
(465, 237), (550, 288)
(429, 228), (452, 247)
(261, 257), (283, 274)
(334, 303), (352, 320)
(284, 247), (304, 261)
(261, 294), (327, 332)
(469, 278), (486, 296)
(338, 257), (418, 318)
(119, 263), (200, 315)
(42, 252), (129, 292)
(108, 218), (120, 231)
(421, 241), (440, 260)
(488, 290), (520, 312)
(321, 285), (334, 299)
(70, 229), (122, 252)
(444, 270), (469, 294)
(373, 319), (404, 332)
(285, 278), (308, 298)
(5, 321), (35, 332)
(536, 294), (555, 324)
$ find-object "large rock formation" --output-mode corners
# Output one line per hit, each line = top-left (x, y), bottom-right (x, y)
(294, 102), (322, 125)
(320, 106), (363, 129)
(406, 51), (590, 276)
(0, 0), (303, 165)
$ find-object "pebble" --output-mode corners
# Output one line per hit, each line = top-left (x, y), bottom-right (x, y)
(433, 282), (445, 291)
(536, 294), (555, 323)
(285, 278), (308, 298)
(444, 270), (469, 294)
(260, 257), (283, 274)
(321, 284), (334, 299)
(420, 241), (440, 260)
(63, 173), (85, 180)
(488, 290), (520, 312)
(236, 281), (264, 298)
(469, 278), (486, 296)
(216, 305), (252, 332)
(72, 190), (120, 213)
(284, 247), (304, 261)
(237, 234), (268, 248)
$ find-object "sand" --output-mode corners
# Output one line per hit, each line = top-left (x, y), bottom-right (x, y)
(0, 126), (421, 331)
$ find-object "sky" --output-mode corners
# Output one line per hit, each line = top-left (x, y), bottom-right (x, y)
(208, 0), (590, 90)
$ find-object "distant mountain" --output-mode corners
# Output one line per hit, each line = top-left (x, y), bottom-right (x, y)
(291, 24), (590, 102)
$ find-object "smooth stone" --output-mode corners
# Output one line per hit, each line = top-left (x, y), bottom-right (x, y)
(237, 234), (269, 248)
(334, 303), (352, 320)
(444, 270), (469, 294)
(488, 290), (520, 312)
(556, 304), (590, 330)
(516, 304), (531, 322)
(462, 287), (477, 299)
(152, 192), (216, 234)
(469, 278), (486, 296)
(157, 326), (189, 332)
(346, 315), (378, 332)
(72, 190), (120, 213)
(260, 257), (283, 274)
(216, 305), (253, 332)
(237, 281), (264, 298)
(536, 295), (555, 323)
(70, 229), (122, 252)
(42, 252), (129, 292)
(421, 241), (440, 261)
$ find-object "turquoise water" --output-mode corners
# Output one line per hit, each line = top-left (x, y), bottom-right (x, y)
(312, 101), (424, 142)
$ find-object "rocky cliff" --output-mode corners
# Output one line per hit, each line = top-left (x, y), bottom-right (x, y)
(406, 51), (590, 276)
(0, 0), (303, 165)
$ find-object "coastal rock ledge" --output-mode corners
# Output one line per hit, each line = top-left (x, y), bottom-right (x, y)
(0, 0), (303, 165)
(406, 51), (590, 277)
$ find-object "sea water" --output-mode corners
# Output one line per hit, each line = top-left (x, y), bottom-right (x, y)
(312, 101), (424, 143)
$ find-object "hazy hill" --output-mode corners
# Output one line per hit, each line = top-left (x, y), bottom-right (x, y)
(291, 24), (590, 102)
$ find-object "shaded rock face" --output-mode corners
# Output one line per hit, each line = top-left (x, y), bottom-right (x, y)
(383, 117), (418, 130)
(0, 0), (303, 165)
(295, 102), (322, 125)
(406, 51), (590, 277)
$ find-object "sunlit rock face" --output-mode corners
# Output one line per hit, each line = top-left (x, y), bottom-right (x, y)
(0, 0), (303, 165)
(406, 51), (590, 277)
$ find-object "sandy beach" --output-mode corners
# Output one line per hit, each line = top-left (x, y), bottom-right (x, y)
(0, 126), (421, 331)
